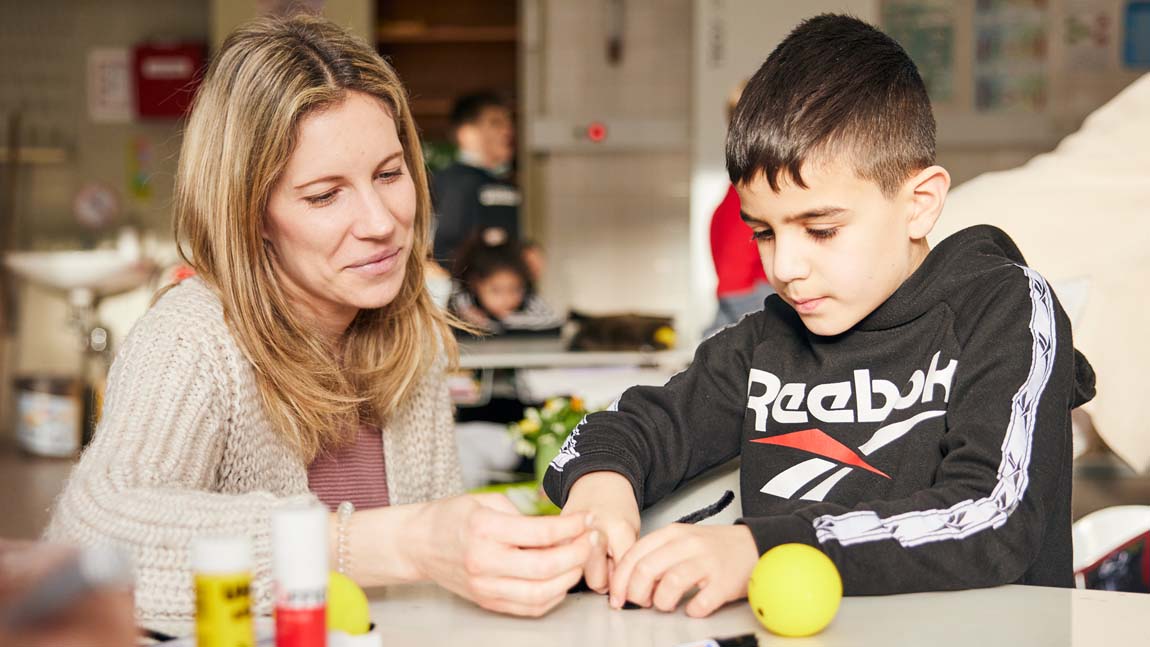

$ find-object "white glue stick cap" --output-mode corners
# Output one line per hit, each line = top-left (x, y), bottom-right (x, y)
(191, 536), (252, 574)
(272, 505), (329, 590)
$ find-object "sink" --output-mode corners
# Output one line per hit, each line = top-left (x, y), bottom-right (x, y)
(5, 249), (156, 299)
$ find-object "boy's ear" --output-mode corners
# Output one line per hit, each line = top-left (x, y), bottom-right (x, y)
(904, 165), (950, 240)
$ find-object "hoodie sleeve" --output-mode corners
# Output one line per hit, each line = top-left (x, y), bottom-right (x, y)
(542, 313), (761, 510)
(738, 266), (1090, 594)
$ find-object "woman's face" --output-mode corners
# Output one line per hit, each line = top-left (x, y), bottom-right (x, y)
(264, 91), (417, 337)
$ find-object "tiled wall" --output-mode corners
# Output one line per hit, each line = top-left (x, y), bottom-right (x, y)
(526, 0), (694, 323)
(1, 0), (209, 437)
(536, 153), (691, 316)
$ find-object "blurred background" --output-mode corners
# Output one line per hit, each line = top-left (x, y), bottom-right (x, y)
(1, 0), (1148, 538)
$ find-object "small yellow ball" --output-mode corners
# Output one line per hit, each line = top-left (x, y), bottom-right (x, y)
(747, 543), (842, 637)
(327, 571), (371, 635)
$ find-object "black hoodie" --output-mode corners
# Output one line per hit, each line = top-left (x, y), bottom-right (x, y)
(544, 225), (1095, 595)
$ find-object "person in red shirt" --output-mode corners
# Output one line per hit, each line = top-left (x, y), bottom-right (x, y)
(707, 83), (774, 336)
(710, 183), (772, 320)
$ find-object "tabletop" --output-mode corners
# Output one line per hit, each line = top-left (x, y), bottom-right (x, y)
(457, 336), (693, 370)
(364, 582), (1149, 647)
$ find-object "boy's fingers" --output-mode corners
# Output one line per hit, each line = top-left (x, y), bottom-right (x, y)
(603, 521), (637, 563)
(575, 516), (636, 594)
(623, 545), (685, 609)
(582, 530), (609, 592)
(651, 560), (706, 612)
(608, 529), (677, 608)
(684, 580), (728, 618)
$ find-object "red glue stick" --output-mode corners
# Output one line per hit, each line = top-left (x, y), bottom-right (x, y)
(272, 505), (328, 647)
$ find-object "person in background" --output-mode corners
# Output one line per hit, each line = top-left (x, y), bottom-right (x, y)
(431, 92), (520, 268)
(450, 228), (563, 335)
(45, 15), (593, 634)
(707, 79), (773, 336)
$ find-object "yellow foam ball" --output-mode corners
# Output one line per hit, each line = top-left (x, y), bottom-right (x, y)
(328, 571), (371, 635)
(747, 543), (842, 637)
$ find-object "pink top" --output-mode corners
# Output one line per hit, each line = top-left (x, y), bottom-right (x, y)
(307, 424), (390, 511)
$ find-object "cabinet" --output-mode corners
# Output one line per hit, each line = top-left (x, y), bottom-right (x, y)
(375, 0), (518, 143)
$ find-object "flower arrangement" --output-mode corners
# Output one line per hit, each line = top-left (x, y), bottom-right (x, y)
(508, 396), (590, 482)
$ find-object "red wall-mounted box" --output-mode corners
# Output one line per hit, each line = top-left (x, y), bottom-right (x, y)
(133, 42), (205, 119)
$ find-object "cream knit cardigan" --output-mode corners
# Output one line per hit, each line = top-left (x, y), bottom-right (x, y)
(45, 277), (464, 630)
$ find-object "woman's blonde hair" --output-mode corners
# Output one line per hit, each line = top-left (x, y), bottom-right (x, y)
(173, 13), (457, 460)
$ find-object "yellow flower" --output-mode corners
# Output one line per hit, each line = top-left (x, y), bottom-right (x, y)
(543, 398), (565, 415)
(519, 418), (541, 434)
(570, 396), (584, 411)
(653, 325), (677, 349)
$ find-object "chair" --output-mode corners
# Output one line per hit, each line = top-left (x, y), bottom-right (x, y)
(1072, 505), (1150, 574)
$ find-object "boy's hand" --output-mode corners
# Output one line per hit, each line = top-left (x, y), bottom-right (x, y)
(560, 471), (641, 594)
(608, 523), (758, 617)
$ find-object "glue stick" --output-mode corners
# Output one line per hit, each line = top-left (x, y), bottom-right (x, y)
(272, 505), (328, 647)
(192, 536), (255, 647)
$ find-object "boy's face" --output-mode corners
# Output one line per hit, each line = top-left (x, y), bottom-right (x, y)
(737, 158), (936, 337)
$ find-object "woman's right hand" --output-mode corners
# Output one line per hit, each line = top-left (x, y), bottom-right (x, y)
(401, 493), (596, 617)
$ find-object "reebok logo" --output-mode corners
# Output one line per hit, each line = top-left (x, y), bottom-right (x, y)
(746, 351), (957, 431)
(754, 411), (946, 500)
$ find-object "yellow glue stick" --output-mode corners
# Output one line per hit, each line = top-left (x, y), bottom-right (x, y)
(193, 537), (255, 647)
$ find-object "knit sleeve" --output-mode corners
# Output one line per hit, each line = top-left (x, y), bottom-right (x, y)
(44, 290), (315, 628)
(427, 351), (465, 500)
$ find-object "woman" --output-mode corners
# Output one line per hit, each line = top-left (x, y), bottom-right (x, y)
(46, 14), (593, 631)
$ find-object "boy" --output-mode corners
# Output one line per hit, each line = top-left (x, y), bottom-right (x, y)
(431, 92), (519, 268)
(543, 14), (1095, 618)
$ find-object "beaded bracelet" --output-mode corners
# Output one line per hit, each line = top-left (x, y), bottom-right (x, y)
(336, 500), (355, 575)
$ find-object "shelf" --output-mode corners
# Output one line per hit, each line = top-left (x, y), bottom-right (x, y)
(408, 98), (454, 116)
(377, 25), (517, 44)
(0, 146), (68, 165)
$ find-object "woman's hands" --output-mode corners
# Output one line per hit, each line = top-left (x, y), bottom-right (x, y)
(344, 474), (757, 619)
(357, 493), (596, 617)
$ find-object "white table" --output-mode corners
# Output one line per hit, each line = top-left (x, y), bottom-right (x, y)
(458, 337), (693, 370)
(365, 583), (1149, 646)
(454, 337), (693, 408)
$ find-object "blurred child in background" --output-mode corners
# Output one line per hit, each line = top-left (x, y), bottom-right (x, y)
(451, 228), (564, 335)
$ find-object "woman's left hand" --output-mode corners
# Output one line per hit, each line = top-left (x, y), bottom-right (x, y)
(404, 493), (596, 617)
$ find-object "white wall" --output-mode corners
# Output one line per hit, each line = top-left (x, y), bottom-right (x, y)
(524, 0), (694, 322)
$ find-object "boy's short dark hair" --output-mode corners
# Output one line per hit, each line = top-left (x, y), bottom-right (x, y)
(449, 91), (508, 130)
(726, 14), (935, 197)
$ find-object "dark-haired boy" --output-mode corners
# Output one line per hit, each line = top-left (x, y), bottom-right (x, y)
(543, 14), (1095, 617)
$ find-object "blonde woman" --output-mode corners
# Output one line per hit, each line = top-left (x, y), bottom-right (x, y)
(46, 14), (593, 631)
